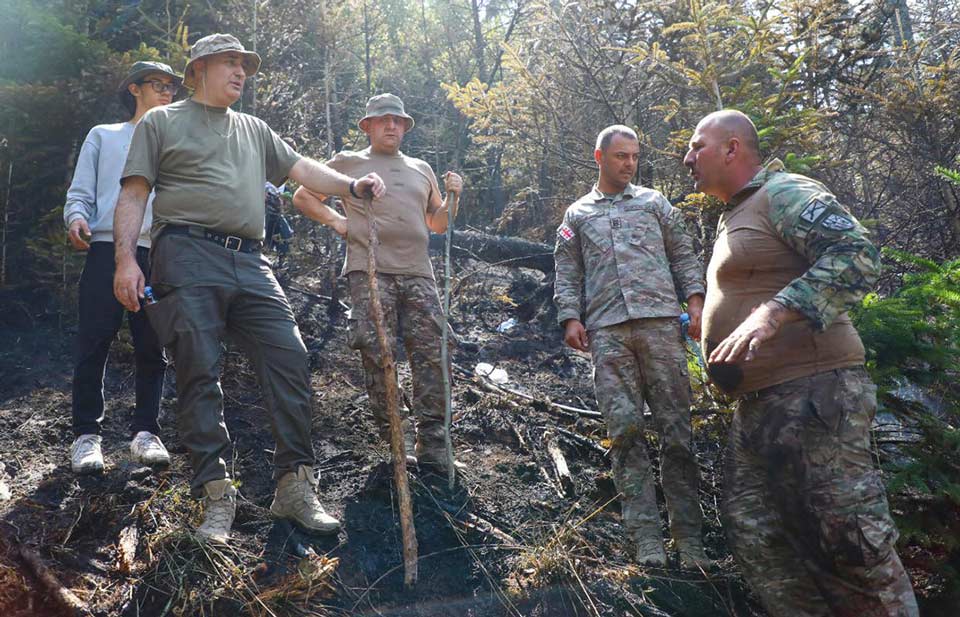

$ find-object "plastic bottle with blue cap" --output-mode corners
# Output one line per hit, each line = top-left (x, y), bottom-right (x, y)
(680, 312), (706, 370)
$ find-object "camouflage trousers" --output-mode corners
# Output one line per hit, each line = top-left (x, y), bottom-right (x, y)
(347, 272), (450, 460)
(590, 318), (704, 543)
(723, 367), (918, 617)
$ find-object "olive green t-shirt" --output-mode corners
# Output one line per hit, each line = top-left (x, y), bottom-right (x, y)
(326, 148), (440, 278)
(122, 98), (301, 240)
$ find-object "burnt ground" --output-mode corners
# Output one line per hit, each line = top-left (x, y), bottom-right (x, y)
(0, 261), (952, 616)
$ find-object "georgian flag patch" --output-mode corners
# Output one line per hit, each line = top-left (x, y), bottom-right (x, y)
(558, 224), (576, 242)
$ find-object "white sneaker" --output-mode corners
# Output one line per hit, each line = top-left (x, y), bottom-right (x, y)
(70, 434), (104, 474)
(130, 431), (171, 466)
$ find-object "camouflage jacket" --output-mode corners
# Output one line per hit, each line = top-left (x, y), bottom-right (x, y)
(725, 160), (881, 330)
(553, 183), (705, 330)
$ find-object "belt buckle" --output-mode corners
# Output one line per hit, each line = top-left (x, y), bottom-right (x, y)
(224, 235), (242, 251)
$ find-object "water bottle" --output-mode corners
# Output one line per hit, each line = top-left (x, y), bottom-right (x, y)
(143, 286), (157, 306)
(680, 312), (706, 370)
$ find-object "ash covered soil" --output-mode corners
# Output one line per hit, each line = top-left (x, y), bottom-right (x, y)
(0, 261), (941, 617)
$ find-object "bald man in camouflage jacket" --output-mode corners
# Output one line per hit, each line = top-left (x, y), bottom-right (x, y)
(685, 109), (917, 616)
(554, 125), (711, 569)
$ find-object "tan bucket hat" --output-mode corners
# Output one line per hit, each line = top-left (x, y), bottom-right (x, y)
(183, 33), (261, 89)
(358, 93), (415, 131)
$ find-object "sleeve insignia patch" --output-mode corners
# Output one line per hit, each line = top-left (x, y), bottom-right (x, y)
(799, 198), (830, 223)
(820, 213), (855, 231)
(558, 224), (576, 241)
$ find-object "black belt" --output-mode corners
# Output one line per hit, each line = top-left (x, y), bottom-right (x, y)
(163, 225), (263, 253)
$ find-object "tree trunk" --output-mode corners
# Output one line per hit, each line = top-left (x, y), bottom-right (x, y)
(428, 230), (554, 273)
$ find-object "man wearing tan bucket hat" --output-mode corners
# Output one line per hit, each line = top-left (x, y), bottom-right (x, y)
(113, 33), (386, 543)
(293, 93), (463, 477)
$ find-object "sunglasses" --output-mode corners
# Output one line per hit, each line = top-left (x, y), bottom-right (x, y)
(139, 79), (180, 95)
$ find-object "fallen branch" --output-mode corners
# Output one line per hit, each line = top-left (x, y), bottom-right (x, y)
(555, 427), (609, 459)
(428, 230), (554, 273)
(285, 285), (351, 312)
(432, 497), (519, 546)
(115, 518), (139, 574)
(453, 363), (602, 419)
(365, 195), (418, 587)
(545, 434), (576, 497)
(18, 544), (90, 617)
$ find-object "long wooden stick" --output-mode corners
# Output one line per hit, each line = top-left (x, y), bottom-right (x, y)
(364, 195), (418, 587)
(18, 543), (91, 616)
(441, 184), (459, 490)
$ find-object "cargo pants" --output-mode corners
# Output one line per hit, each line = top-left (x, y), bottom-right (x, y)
(590, 317), (705, 544)
(347, 272), (450, 461)
(146, 232), (315, 496)
(723, 367), (918, 617)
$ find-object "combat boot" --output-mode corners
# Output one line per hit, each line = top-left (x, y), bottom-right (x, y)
(270, 465), (341, 534)
(196, 479), (237, 544)
(380, 418), (418, 465)
(636, 536), (668, 568)
(676, 537), (717, 571)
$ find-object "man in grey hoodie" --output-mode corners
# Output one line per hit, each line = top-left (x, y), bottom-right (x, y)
(63, 61), (182, 474)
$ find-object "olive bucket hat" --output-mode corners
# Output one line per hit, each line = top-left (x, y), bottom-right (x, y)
(116, 61), (182, 94)
(358, 93), (415, 132)
(183, 33), (261, 89)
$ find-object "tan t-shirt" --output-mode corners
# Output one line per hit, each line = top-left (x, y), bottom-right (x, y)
(703, 185), (865, 396)
(326, 148), (439, 278)
(122, 99), (301, 241)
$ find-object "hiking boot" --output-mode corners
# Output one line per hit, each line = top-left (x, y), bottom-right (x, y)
(676, 537), (717, 571)
(403, 420), (418, 465)
(196, 479), (237, 544)
(70, 434), (104, 474)
(636, 537), (668, 568)
(130, 431), (171, 466)
(379, 418), (418, 465)
(270, 465), (340, 534)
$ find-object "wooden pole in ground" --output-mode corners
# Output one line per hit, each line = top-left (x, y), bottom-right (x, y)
(441, 180), (459, 490)
(364, 195), (418, 587)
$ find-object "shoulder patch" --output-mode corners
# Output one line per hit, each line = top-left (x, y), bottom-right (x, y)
(820, 213), (855, 231)
(558, 224), (576, 242)
(799, 198), (830, 224)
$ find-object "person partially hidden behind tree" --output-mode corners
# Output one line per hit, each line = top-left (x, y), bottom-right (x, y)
(63, 61), (182, 474)
(685, 109), (918, 616)
(553, 125), (713, 570)
(292, 93), (463, 477)
(113, 33), (386, 543)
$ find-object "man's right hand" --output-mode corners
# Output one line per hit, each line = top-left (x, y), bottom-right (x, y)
(354, 172), (386, 200)
(563, 319), (590, 352)
(331, 216), (347, 237)
(114, 256), (146, 312)
(68, 218), (92, 251)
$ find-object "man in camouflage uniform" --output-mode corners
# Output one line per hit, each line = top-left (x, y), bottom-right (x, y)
(686, 109), (918, 616)
(553, 125), (711, 569)
(293, 94), (463, 474)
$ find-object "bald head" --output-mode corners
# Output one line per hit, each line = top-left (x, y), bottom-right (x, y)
(698, 110), (761, 163)
(683, 109), (764, 202)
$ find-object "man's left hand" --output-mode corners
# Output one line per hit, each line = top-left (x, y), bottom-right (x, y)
(444, 171), (463, 196)
(708, 301), (786, 364)
(354, 172), (386, 199)
(686, 293), (704, 340)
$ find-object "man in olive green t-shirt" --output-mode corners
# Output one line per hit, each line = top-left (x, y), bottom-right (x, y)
(113, 34), (386, 544)
(293, 93), (463, 475)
